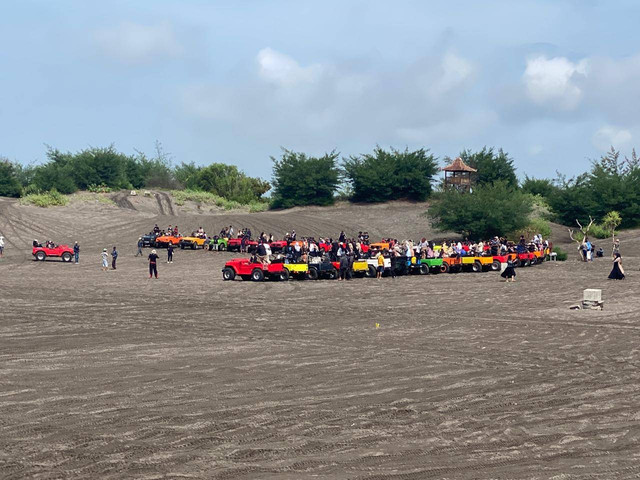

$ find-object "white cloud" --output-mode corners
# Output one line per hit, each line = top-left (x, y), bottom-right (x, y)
(523, 55), (588, 110)
(95, 21), (182, 64)
(592, 125), (632, 151)
(256, 48), (323, 87)
(430, 52), (473, 96)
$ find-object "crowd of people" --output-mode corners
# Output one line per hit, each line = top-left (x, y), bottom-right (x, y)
(2, 223), (625, 282)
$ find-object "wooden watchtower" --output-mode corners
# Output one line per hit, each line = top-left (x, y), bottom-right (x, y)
(443, 157), (477, 192)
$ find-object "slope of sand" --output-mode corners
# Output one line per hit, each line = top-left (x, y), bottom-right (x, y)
(1, 193), (639, 479)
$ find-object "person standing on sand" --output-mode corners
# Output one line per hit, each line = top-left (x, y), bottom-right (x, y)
(0, 235), (5, 257)
(612, 238), (620, 258)
(73, 241), (79, 264)
(377, 252), (385, 279)
(338, 254), (349, 281)
(135, 237), (143, 256)
(167, 243), (174, 263)
(608, 253), (625, 280)
(101, 249), (109, 271)
(111, 246), (118, 270)
(148, 249), (159, 278)
(501, 257), (516, 282)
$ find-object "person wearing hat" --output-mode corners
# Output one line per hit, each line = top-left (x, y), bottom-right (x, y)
(73, 241), (79, 264)
(101, 249), (108, 271)
(148, 249), (159, 278)
(135, 237), (143, 256)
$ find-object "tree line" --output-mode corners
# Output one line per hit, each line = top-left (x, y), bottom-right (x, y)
(1, 143), (637, 240)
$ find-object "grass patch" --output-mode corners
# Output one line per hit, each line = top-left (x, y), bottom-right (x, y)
(71, 192), (116, 206)
(171, 189), (269, 212)
(20, 189), (68, 207)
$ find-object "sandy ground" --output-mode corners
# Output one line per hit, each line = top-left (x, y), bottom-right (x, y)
(1, 193), (639, 479)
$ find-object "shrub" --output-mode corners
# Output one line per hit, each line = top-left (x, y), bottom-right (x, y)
(171, 189), (269, 212)
(20, 189), (68, 207)
(22, 184), (42, 195)
(87, 183), (113, 193)
(71, 193), (116, 205)
(343, 147), (438, 203)
(429, 181), (532, 240)
(554, 247), (568, 261)
(588, 223), (609, 239)
(508, 217), (552, 241)
(271, 149), (340, 208)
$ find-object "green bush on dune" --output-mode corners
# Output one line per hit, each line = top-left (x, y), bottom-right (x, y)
(172, 189), (269, 212)
(20, 189), (68, 207)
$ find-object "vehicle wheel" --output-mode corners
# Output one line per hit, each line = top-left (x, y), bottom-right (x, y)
(36, 251), (46, 261)
(514, 259), (522, 268)
(472, 261), (482, 273)
(328, 267), (338, 280)
(307, 268), (319, 280)
(222, 268), (236, 281)
(278, 269), (290, 281)
(61, 252), (72, 262)
(491, 260), (501, 271)
(419, 264), (429, 275)
(524, 259), (531, 267)
(251, 268), (265, 282)
(367, 265), (377, 278)
(439, 263), (449, 273)
(218, 244), (226, 251)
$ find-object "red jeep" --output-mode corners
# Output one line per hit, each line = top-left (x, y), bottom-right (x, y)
(222, 258), (289, 281)
(32, 244), (74, 262)
(269, 240), (288, 252)
(516, 252), (535, 267)
(227, 238), (258, 253)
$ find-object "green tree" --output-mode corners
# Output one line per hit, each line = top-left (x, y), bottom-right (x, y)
(0, 158), (22, 197)
(460, 147), (517, 188)
(521, 175), (557, 198)
(174, 162), (200, 189)
(429, 181), (532, 240)
(342, 147), (438, 202)
(601, 211), (622, 240)
(548, 148), (640, 228)
(271, 149), (340, 208)
(194, 163), (269, 203)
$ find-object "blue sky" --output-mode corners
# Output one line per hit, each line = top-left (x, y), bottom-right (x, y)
(1, 0), (639, 182)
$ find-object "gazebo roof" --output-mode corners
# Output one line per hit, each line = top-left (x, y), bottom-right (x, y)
(442, 157), (477, 172)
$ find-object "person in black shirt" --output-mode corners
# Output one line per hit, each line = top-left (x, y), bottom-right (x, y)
(256, 241), (268, 265)
(148, 250), (159, 278)
(167, 244), (174, 263)
(111, 246), (118, 270)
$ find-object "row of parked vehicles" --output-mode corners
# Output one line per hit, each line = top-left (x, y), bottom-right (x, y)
(141, 232), (257, 252)
(221, 249), (549, 282)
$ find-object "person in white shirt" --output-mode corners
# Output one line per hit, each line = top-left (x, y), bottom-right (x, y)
(101, 249), (108, 271)
(0, 235), (5, 257)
